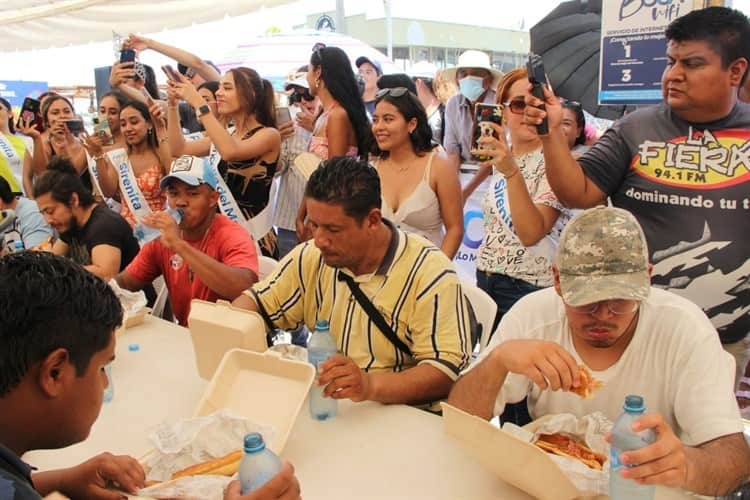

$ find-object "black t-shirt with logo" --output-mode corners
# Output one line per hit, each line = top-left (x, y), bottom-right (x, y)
(580, 103), (750, 344)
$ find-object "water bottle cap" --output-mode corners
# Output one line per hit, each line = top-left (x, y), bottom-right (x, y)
(623, 395), (645, 412)
(315, 319), (330, 330)
(13, 241), (23, 248)
(243, 432), (266, 453)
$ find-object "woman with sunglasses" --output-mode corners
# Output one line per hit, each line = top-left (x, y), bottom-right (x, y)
(371, 87), (463, 258)
(18, 95), (90, 196)
(167, 66), (281, 257)
(295, 44), (373, 241)
(467, 67), (570, 326)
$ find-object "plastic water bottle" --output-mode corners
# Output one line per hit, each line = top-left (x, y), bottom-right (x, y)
(12, 241), (24, 253)
(103, 364), (114, 403)
(133, 208), (183, 245)
(610, 395), (656, 500)
(307, 319), (338, 420)
(238, 433), (281, 494)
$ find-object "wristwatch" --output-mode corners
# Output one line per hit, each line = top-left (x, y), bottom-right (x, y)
(196, 104), (211, 117)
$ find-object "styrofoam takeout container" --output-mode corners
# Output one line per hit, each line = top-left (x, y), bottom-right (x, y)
(442, 403), (606, 500)
(188, 299), (268, 380)
(194, 348), (315, 455)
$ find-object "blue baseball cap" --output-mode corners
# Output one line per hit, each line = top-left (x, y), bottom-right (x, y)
(159, 155), (218, 190)
(356, 56), (383, 76)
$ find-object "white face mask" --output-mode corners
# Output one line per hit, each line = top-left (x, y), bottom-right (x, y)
(458, 76), (486, 101)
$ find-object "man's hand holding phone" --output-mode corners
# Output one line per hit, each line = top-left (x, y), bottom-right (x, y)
(523, 83), (563, 137)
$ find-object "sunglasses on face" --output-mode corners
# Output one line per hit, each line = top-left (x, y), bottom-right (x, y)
(375, 87), (409, 99)
(502, 98), (526, 115)
(289, 90), (315, 104)
(566, 299), (639, 316)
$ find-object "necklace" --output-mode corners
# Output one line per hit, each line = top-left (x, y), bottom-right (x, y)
(181, 220), (213, 282)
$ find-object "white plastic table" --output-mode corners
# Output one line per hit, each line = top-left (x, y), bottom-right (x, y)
(23, 316), (697, 500)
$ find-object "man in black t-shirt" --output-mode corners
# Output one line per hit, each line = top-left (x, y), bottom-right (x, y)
(33, 158), (139, 281)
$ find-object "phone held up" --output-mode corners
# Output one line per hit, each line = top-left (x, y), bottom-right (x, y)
(526, 53), (548, 135)
(471, 103), (503, 162)
(92, 116), (114, 146)
(161, 64), (181, 82)
(275, 106), (292, 125)
(119, 48), (136, 64)
(64, 118), (85, 136)
(16, 97), (40, 130)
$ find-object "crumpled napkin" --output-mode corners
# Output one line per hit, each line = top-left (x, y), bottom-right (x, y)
(503, 412), (612, 496)
(142, 409), (276, 482)
(108, 279), (147, 319)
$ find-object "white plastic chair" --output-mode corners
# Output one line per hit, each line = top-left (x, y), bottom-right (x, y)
(462, 284), (498, 354)
(258, 255), (280, 280)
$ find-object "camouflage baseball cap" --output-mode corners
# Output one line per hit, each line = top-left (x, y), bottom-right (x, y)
(557, 206), (650, 306)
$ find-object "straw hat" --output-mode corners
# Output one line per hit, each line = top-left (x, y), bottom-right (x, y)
(442, 50), (504, 89)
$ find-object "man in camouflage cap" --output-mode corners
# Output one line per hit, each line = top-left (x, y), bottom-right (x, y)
(449, 206), (750, 496)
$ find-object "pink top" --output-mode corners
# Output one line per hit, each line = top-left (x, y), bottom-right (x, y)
(309, 102), (358, 160)
(120, 163), (166, 228)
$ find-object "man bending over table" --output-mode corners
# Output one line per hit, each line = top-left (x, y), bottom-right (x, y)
(447, 206), (750, 496)
(116, 155), (258, 326)
(233, 156), (472, 406)
(0, 251), (300, 500)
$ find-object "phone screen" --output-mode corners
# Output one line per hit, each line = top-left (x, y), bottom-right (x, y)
(65, 119), (85, 135)
(276, 107), (292, 124)
(471, 103), (503, 161)
(120, 49), (136, 64)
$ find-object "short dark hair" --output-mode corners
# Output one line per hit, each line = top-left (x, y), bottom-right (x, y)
(0, 252), (122, 396)
(304, 156), (381, 222)
(33, 157), (96, 207)
(371, 89), (433, 157)
(197, 80), (220, 97)
(666, 6), (750, 85)
(0, 176), (15, 203)
(377, 74), (417, 95)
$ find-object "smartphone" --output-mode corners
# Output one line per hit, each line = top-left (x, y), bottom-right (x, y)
(471, 103), (503, 162)
(161, 64), (181, 82)
(92, 116), (114, 146)
(120, 48), (136, 64)
(526, 53), (548, 135)
(65, 118), (85, 136)
(275, 107), (292, 124)
(16, 97), (40, 129)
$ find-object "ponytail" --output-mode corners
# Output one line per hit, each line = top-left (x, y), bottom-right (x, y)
(257, 79), (276, 128)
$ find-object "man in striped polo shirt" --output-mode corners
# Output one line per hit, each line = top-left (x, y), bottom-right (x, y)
(233, 157), (472, 405)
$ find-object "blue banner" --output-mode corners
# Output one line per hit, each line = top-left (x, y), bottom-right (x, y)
(0, 80), (48, 109)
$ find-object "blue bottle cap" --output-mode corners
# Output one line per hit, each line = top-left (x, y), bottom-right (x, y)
(623, 395), (645, 412)
(128, 344), (140, 351)
(243, 432), (266, 453)
(315, 319), (330, 330)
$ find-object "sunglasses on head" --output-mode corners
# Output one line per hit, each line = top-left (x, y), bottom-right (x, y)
(502, 98), (526, 115)
(312, 42), (326, 58)
(375, 87), (410, 100)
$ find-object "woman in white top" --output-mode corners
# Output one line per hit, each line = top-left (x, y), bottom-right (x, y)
(464, 67), (570, 323)
(371, 87), (463, 258)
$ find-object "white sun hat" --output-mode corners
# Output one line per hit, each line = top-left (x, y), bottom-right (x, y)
(442, 50), (504, 89)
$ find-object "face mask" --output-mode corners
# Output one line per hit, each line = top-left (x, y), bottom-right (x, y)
(459, 76), (486, 101)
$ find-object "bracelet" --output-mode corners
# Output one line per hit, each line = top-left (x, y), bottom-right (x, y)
(503, 166), (520, 180)
(158, 136), (169, 143)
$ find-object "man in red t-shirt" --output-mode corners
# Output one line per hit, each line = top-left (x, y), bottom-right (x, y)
(116, 156), (258, 325)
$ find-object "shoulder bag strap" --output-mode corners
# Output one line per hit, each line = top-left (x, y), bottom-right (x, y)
(337, 271), (413, 357)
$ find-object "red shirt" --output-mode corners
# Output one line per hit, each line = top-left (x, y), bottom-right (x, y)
(126, 215), (258, 326)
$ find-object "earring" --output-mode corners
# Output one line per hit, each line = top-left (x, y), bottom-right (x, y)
(315, 79), (321, 89)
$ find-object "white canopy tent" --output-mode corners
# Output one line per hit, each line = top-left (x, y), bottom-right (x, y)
(0, 0), (293, 52)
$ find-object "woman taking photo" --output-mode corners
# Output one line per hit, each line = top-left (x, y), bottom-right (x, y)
(0, 98), (30, 195)
(83, 100), (171, 227)
(97, 90), (129, 151)
(371, 88), (463, 258)
(465, 67), (569, 323)
(167, 67), (281, 257)
(561, 99), (589, 159)
(18, 95), (89, 194)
